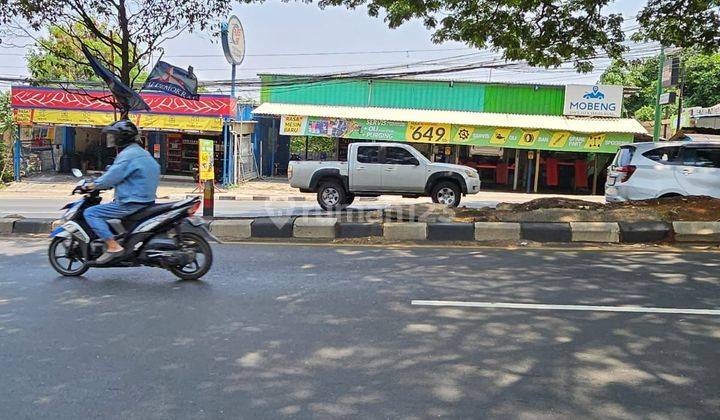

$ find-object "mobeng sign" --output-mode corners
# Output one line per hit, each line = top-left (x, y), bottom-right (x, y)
(563, 84), (623, 118)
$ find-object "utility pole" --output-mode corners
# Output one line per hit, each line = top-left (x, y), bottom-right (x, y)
(676, 60), (686, 132)
(653, 47), (665, 142)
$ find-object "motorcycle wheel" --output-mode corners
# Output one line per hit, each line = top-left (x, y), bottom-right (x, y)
(168, 232), (213, 281)
(48, 236), (89, 276)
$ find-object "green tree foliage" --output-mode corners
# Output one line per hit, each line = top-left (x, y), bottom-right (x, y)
(634, 105), (656, 122)
(600, 50), (720, 119)
(683, 53), (720, 108)
(290, 136), (335, 155)
(0, 91), (15, 182)
(316, 0), (720, 72)
(1, 0), (232, 113)
(26, 24), (147, 85)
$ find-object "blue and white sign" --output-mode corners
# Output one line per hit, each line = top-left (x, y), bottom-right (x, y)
(563, 84), (623, 118)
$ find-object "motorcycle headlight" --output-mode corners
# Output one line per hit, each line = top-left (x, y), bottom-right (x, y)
(465, 169), (479, 178)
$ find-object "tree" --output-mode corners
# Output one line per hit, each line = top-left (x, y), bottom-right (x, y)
(599, 50), (720, 119)
(1, 0), (232, 105)
(0, 91), (15, 182)
(317, 0), (720, 72)
(26, 24), (147, 85)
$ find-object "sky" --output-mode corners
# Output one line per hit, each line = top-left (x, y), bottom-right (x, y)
(0, 0), (647, 98)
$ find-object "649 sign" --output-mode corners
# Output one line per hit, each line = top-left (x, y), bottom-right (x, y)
(405, 122), (451, 143)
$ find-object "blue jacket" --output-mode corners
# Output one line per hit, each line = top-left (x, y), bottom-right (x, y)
(95, 143), (160, 204)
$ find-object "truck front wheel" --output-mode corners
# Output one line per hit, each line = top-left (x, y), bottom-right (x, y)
(431, 181), (461, 207)
(317, 181), (348, 211)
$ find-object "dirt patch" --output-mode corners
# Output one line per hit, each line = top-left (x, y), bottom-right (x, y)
(455, 196), (720, 223)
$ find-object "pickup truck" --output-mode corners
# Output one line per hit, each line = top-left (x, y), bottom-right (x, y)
(288, 142), (481, 210)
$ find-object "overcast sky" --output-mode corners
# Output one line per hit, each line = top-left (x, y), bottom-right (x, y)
(0, 0), (647, 98)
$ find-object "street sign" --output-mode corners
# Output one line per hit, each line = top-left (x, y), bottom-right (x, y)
(221, 15), (245, 65)
(662, 57), (680, 88)
(198, 139), (215, 180)
(659, 92), (677, 105)
(563, 84), (624, 118)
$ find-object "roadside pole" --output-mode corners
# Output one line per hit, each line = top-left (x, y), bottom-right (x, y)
(13, 127), (21, 181)
(533, 150), (541, 193)
(203, 180), (214, 218)
(653, 47), (665, 142)
(512, 149), (519, 191)
(676, 60), (686, 132)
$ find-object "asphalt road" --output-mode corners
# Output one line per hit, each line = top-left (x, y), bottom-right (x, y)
(1, 239), (719, 419)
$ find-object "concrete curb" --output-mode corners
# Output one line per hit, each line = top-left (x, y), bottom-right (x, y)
(672, 221), (720, 242)
(619, 222), (672, 243)
(294, 217), (337, 239)
(474, 222), (521, 242)
(383, 222), (427, 241)
(2, 217), (717, 244)
(428, 223), (474, 241)
(521, 223), (572, 243)
(570, 222), (620, 243)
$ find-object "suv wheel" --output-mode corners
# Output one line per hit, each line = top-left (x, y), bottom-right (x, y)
(431, 181), (461, 207)
(317, 181), (348, 211)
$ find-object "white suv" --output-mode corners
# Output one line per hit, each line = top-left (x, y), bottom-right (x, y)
(605, 141), (720, 202)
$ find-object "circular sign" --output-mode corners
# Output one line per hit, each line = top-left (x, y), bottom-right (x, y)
(222, 15), (245, 65)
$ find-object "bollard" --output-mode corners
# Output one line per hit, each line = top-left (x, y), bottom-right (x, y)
(203, 180), (214, 218)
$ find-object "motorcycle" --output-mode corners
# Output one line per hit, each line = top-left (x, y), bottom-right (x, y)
(48, 169), (219, 280)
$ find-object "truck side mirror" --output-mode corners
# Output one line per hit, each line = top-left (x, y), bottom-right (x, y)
(410, 158), (420, 166)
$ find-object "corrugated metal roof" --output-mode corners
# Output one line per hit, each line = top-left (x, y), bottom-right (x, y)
(253, 103), (648, 135)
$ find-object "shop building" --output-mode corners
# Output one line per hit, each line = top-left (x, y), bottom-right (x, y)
(11, 86), (257, 183)
(254, 75), (648, 194)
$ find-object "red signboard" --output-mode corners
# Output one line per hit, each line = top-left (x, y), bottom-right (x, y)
(11, 86), (236, 117)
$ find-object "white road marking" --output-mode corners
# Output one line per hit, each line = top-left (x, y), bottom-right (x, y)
(411, 300), (720, 316)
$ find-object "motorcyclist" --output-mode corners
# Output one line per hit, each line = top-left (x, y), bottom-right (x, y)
(83, 119), (160, 264)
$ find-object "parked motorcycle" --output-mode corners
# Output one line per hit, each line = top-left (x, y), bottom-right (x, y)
(48, 169), (218, 280)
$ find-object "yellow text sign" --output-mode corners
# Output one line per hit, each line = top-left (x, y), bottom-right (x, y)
(518, 130), (539, 147)
(549, 131), (571, 148)
(405, 122), (451, 143)
(584, 134), (606, 149)
(198, 139), (215, 181)
(490, 128), (512, 145)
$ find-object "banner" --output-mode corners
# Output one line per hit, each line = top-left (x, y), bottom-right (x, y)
(11, 86), (236, 117)
(280, 115), (634, 154)
(143, 61), (200, 100)
(81, 44), (150, 112)
(198, 139), (215, 180)
(14, 108), (222, 132)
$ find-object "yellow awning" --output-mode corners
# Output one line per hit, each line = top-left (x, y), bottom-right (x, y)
(254, 102), (647, 135)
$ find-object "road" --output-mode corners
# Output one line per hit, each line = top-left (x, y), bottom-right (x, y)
(0, 196), (512, 219)
(1, 239), (719, 419)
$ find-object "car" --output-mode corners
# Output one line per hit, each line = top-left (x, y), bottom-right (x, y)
(288, 142), (481, 210)
(605, 140), (720, 202)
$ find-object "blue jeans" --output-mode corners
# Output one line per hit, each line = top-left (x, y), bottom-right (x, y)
(84, 202), (149, 240)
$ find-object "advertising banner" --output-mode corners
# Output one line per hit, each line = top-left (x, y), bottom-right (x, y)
(14, 107), (222, 132)
(563, 84), (624, 118)
(198, 139), (215, 180)
(280, 115), (633, 153)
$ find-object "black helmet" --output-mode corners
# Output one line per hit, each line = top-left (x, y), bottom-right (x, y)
(102, 119), (139, 148)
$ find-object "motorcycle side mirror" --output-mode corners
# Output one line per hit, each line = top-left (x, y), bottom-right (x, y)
(71, 168), (83, 178)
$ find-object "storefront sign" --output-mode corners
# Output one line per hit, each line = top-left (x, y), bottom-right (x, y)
(198, 139), (215, 180)
(280, 115), (633, 153)
(221, 15), (245, 65)
(13, 108), (223, 132)
(563, 84), (623, 118)
(11, 86), (235, 117)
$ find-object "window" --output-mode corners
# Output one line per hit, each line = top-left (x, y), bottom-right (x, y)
(613, 146), (635, 167)
(357, 146), (380, 164)
(384, 147), (418, 165)
(642, 146), (680, 164)
(684, 147), (720, 168)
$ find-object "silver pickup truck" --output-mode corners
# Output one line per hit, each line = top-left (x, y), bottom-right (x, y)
(289, 142), (481, 210)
